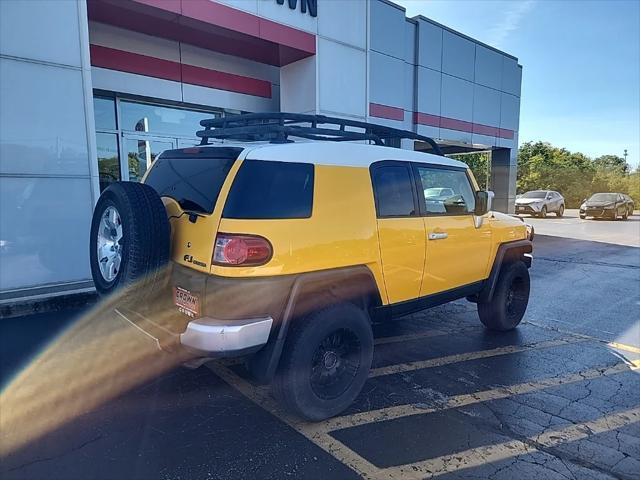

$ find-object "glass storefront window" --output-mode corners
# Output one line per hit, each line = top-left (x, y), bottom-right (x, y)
(94, 97), (117, 130)
(125, 138), (175, 182)
(120, 101), (218, 139)
(96, 133), (120, 191)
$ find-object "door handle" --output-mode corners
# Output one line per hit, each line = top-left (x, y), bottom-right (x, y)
(428, 232), (448, 240)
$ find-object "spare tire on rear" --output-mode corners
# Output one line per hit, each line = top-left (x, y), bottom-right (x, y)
(90, 182), (170, 302)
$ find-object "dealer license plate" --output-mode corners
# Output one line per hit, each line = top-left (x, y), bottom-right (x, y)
(174, 287), (200, 318)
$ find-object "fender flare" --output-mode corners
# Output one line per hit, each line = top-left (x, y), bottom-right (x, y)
(246, 265), (380, 383)
(476, 239), (533, 303)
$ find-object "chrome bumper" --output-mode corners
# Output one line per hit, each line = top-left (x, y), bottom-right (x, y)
(180, 316), (273, 355)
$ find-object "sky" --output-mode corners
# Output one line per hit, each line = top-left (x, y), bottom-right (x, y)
(394, 0), (640, 168)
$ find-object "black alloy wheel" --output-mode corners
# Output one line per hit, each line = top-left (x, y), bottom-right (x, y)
(310, 329), (362, 401)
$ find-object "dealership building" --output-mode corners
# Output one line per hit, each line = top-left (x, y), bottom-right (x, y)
(0, 0), (522, 303)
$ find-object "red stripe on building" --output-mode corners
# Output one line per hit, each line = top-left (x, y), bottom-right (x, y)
(90, 45), (272, 98)
(413, 112), (440, 128)
(90, 44), (181, 82)
(369, 103), (405, 121)
(412, 110), (514, 140)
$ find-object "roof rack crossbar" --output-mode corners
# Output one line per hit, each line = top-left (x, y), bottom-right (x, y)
(197, 112), (443, 156)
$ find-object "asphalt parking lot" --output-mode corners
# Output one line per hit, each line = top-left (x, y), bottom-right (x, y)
(1, 213), (639, 480)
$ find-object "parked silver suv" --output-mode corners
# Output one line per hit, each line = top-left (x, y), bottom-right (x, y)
(515, 190), (565, 218)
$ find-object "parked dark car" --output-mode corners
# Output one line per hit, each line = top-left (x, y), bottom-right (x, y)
(621, 194), (635, 216)
(579, 193), (629, 220)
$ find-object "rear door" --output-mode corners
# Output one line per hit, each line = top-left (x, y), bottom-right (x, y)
(414, 164), (492, 296)
(371, 161), (425, 303)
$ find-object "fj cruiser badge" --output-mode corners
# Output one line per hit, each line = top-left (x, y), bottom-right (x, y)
(183, 254), (207, 267)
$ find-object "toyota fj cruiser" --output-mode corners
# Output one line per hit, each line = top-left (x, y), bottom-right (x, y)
(90, 113), (532, 420)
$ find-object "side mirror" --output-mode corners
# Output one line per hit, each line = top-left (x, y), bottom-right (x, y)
(474, 190), (494, 216)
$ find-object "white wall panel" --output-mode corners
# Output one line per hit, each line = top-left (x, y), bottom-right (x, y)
(370, 51), (406, 109)
(0, 58), (89, 176)
(474, 45), (502, 91)
(416, 66), (441, 115)
(0, 177), (93, 290)
(501, 56), (522, 97)
(280, 56), (316, 112)
(417, 124), (440, 140)
(500, 92), (520, 131)
(441, 31), (475, 82)
(183, 83), (278, 112)
(0, 0), (81, 67)
(317, 0), (366, 48)
(318, 39), (366, 118)
(404, 20), (416, 64)
(89, 22), (180, 62)
(370, 0), (406, 60)
(417, 19), (443, 71)
(472, 133), (497, 148)
(473, 84), (501, 127)
(440, 73), (473, 121)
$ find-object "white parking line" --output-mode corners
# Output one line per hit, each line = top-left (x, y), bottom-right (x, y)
(369, 337), (588, 378)
(318, 362), (638, 433)
(376, 407), (640, 479)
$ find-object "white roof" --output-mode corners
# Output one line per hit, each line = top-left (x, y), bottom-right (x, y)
(213, 141), (467, 169)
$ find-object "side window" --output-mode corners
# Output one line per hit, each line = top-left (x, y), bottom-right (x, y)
(222, 160), (313, 219)
(371, 165), (416, 217)
(415, 166), (476, 215)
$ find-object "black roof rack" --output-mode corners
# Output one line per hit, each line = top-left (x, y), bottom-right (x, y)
(197, 112), (444, 156)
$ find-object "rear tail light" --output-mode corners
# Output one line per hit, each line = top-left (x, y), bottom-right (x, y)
(212, 233), (272, 266)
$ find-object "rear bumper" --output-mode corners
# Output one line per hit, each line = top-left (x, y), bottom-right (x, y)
(180, 316), (273, 357)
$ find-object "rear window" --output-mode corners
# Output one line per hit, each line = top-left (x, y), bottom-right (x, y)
(144, 147), (240, 214)
(223, 160), (313, 219)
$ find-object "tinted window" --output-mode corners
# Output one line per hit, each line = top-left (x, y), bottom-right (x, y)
(144, 149), (240, 214)
(416, 166), (476, 214)
(372, 165), (416, 217)
(223, 160), (314, 219)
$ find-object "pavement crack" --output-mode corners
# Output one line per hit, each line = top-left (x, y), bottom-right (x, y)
(5, 435), (103, 473)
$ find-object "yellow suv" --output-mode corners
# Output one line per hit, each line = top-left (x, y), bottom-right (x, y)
(89, 114), (532, 420)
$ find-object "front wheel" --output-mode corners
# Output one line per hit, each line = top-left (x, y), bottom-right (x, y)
(272, 303), (373, 421)
(556, 205), (564, 217)
(580, 214), (586, 219)
(622, 209), (628, 220)
(540, 206), (547, 218)
(478, 261), (530, 331)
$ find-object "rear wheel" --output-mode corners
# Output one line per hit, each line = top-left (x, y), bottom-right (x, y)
(478, 261), (530, 331)
(556, 205), (564, 217)
(622, 209), (628, 220)
(272, 303), (373, 421)
(580, 214), (586, 219)
(90, 182), (170, 301)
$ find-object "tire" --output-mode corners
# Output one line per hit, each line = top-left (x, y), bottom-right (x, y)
(478, 261), (530, 331)
(89, 182), (170, 301)
(556, 205), (564, 217)
(622, 209), (628, 220)
(610, 210), (617, 221)
(272, 303), (373, 421)
(580, 215), (586, 219)
(540, 206), (547, 218)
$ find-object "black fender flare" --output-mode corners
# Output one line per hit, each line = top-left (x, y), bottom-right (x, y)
(247, 265), (380, 383)
(476, 239), (532, 303)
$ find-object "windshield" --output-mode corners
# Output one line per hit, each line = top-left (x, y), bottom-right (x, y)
(521, 190), (548, 198)
(588, 193), (618, 202)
